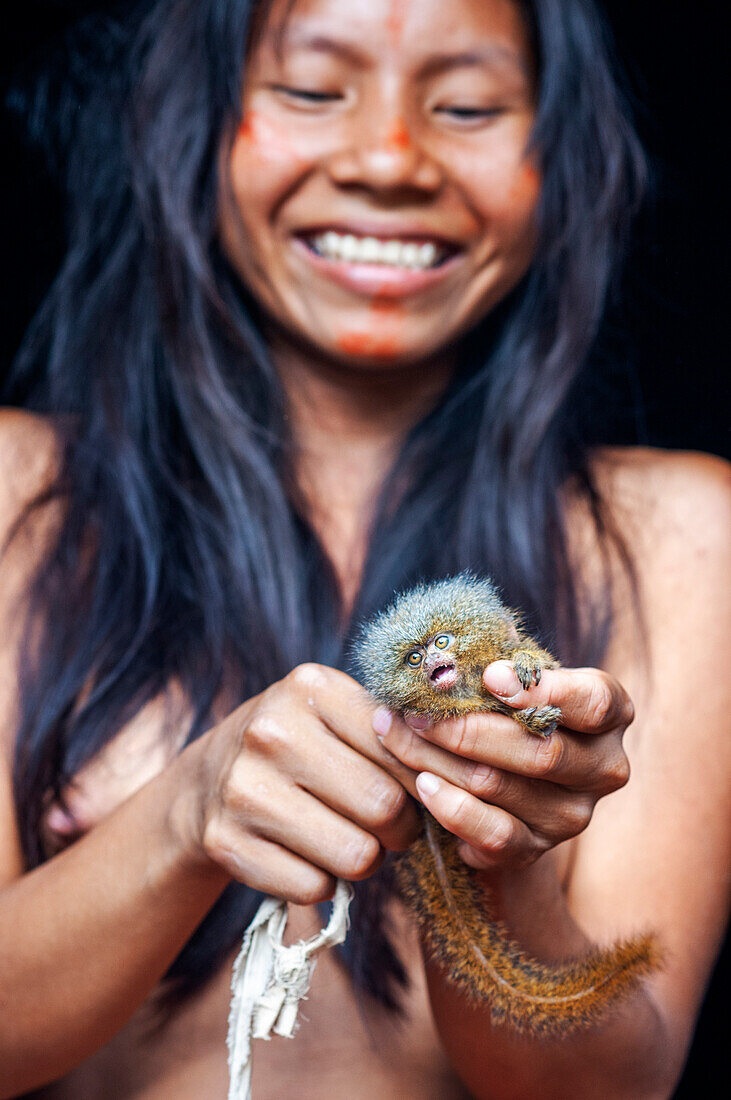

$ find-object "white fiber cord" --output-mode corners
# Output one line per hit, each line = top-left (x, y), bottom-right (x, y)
(226, 877), (354, 1100)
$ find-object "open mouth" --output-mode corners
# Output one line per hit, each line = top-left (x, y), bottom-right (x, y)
(301, 230), (457, 271)
(429, 663), (459, 691)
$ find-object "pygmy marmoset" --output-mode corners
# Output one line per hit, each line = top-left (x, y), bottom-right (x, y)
(354, 573), (658, 1035)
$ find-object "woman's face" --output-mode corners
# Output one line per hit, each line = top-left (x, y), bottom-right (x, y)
(219, 0), (539, 367)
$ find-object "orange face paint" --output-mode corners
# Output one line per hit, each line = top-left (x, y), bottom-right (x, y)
(336, 331), (402, 359)
(386, 118), (411, 152)
(236, 110), (303, 163)
(336, 297), (406, 359)
(509, 162), (541, 204)
(386, 0), (409, 50)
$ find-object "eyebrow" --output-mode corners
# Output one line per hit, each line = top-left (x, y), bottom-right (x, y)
(276, 30), (527, 81)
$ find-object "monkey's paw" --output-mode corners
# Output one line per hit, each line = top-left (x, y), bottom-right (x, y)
(515, 705), (562, 738)
(512, 651), (548, 691)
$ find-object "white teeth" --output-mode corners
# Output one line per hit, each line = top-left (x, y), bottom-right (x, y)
(382, 240), (402, 265)
(309, 231), (446, 269)
(360, 236), (380, 262)
(340, 234), (359, 262)
(419, 242), (437, 267)
(400, 242), (421, 268)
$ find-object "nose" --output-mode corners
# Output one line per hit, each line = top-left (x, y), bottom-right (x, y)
(328, 114), (443, 195)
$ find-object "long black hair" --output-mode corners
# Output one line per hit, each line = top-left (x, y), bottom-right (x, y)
(4, 0), (647, 1010)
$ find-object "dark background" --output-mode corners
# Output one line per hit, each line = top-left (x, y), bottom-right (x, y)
(1, 2), (728, 1096)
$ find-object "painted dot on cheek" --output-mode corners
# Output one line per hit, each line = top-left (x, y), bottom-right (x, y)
(236, 110), (304, 164)
(510, 162), (541, 204)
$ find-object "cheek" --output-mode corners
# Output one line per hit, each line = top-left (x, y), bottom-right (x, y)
(221, 110), (316, 286)
(228, 110), (309, 208)
(471, 155), (541, 241)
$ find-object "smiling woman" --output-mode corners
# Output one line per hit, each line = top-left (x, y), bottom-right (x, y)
(0, 1), (729, 1099)
(220, 0), (539, 368)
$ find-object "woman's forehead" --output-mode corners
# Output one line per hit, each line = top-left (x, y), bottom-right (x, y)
(255, 0), (532, 72)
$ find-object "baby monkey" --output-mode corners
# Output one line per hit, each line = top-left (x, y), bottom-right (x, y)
(354, 573), (658, 1035)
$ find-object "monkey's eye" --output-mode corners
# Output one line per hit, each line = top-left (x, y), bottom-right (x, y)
(434, 634), (453, 650)
(406, 650), (424, 668)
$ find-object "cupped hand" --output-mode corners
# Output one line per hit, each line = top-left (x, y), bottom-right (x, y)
(372, 660), (634, 871)
(188, 664), (421, 904)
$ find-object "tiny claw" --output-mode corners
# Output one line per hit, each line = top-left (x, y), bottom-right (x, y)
(534, 667), (542, 686)
(522, 706), (537, 719)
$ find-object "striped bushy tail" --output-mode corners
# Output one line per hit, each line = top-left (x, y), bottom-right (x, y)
(397, 817), (660, 1036)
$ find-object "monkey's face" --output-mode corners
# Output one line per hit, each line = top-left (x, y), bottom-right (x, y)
(404, 631), (460, 693)
(354, 573), (507, 714)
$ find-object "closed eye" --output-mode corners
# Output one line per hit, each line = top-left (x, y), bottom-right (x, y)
(271, 85), (344, 104)
(434, 106), (504, 124)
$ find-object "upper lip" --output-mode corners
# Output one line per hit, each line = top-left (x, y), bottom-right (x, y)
(295, 221), (464, 249)
(425, 656), (456, 677)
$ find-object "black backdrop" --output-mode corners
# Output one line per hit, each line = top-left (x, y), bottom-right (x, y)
(1, 3), (728, 1096)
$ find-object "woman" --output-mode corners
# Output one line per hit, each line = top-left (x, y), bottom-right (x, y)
(0, 0), (728, 1096)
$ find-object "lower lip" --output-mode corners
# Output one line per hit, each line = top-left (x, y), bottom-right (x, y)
(431, 667), (460, 691)
(292, 238), (463, 298)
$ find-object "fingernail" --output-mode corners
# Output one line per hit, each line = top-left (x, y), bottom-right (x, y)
(405, 712), (432, 732)
(483, 661), (521, 700)
(416, 772), (440, 797)
(373, 706), (393, 739)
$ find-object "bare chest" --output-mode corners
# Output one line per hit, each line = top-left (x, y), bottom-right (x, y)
(29, 904), (470, 1100)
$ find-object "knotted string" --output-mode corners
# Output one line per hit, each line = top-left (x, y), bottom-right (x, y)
(226, 878), (354, 1100)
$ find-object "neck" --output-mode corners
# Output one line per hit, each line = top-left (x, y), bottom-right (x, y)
(269, 330), (455, 607)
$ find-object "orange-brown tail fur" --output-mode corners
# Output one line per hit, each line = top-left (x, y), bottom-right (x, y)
(397, 816), (660, 1036)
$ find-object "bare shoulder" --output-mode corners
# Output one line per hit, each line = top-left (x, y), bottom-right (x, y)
(0, 409), (63, 762)
(592, 444), (731, 563)
(0, 407), (62, 531)
(587, 445), (730, 709)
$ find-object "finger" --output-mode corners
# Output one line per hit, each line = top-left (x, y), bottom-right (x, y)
(482, 662), (635, 734)
(406, 708), (599, 787)
(244, 706), (420, 850)
(378, 718), (596, 842)
(224, 758), (384, 881)
(204, 822), (337, 905)
(414, 772), (540, 867)
(290, 663), (420, 789)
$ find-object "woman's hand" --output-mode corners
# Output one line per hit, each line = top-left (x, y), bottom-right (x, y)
(372, 660), (634, 870)
(188, 664), (421, 903)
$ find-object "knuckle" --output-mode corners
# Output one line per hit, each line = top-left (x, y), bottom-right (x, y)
(468, 763), (504, 800)
(451, 715), (481, 759)
(606, 752), (631, 791)
(368, 779), (407, 828)
(531, 734), (566, 778)
(566, 797), (594, 836)
(584, 674), (615, 728)
(290, 870), (336, 906)
(201, 817), (225, 863)
(243, 713), (289, 757)
(450, 788), (476, 831)
(621, 696), (636, 729)
(389, 729), (421, 768)
(289, 662), (329, 691)
(219, 758), (249, 810)
(480, 810), (513, 852)
(342, 833), (382, 877)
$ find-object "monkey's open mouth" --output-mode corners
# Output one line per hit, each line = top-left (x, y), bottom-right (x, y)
(430, 663), (459, 691)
